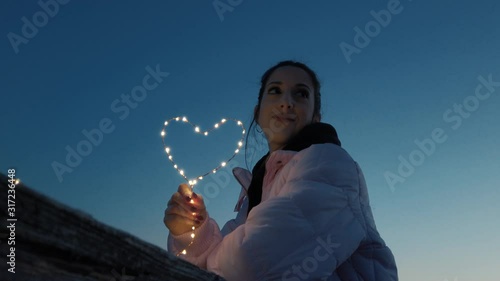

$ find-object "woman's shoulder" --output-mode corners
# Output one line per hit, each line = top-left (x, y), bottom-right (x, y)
(295, 143), (356, 168)
(281, 144), (361, 188)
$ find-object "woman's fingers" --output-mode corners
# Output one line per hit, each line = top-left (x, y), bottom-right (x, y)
(170, 192), (198, 213)
(190, 192), (207, 215)
(164, 205), (204, 227)
(165, 204), (195, 221)
(164, 185), (208, 234)
(166, 195), (205, 221)
(177, 183), (192, 198)
(172, 185), (206, 214)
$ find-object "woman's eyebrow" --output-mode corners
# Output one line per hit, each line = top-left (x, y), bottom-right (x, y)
(267, 81), (311, 90)
(267, 81), (282, 86)
(296, 83), (311, 90)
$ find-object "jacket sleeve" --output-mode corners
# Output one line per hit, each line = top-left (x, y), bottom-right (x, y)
(167, 216), (222, 268)
(205, 144), (368, 281)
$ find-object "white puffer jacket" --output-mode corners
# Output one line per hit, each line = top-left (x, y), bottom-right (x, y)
(168, 143), (398, 280)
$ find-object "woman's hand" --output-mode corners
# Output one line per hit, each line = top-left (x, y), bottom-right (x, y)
(164, 183), (207, 236)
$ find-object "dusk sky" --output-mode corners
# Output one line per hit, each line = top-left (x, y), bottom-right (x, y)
(1, 1), (499, 280)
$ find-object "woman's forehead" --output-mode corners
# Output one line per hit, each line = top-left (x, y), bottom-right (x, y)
(267, 66), (313, 87)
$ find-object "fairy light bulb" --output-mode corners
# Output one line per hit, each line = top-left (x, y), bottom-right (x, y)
(160, 115), (246, 257)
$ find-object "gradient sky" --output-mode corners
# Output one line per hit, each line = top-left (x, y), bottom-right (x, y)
(1, 1), (499, 280)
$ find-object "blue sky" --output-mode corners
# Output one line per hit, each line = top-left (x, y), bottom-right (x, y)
(1, 1), (499, 280)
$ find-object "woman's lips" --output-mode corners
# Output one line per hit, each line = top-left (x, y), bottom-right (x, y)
(272, 115), (296, 123)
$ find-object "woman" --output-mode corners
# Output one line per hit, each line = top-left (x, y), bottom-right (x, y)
(164, 60), (398, 280)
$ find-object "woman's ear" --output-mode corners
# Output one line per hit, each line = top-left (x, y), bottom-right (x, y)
(313, 114), (321, 123)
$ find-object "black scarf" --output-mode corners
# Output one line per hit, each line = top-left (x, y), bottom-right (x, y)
(247, 122), (342, 215)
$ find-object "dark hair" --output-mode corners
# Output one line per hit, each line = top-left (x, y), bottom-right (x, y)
(244, 60), (322, 169)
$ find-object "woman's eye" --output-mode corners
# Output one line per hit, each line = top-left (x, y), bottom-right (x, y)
(297, 90), (309, 98)
(268, 87), (280, 94)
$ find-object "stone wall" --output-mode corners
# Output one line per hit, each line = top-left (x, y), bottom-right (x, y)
(0, 174), (224, 281)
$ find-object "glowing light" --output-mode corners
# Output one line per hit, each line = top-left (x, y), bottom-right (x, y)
(161, 115), (246, 257)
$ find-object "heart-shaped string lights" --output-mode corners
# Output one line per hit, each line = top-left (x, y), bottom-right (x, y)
(161, 116), (246, 256)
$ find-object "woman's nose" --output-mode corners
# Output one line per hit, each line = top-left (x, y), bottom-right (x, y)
(279, 92), (294, 109)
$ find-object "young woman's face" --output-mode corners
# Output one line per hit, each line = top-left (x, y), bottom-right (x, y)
(257, 66), (319, 152)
